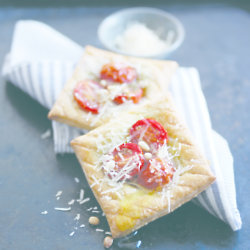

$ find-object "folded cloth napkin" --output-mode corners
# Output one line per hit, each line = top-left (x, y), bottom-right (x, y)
(2, 20), (242, 231)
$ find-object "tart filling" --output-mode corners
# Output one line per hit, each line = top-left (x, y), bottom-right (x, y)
(73, 63), (147, 115)
(100, 119), (177, 191)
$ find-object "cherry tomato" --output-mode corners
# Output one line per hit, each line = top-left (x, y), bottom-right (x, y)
(113, 88), (143, 104)
(73, 80), (101, 114)
(129, 119), (168, 151)
(137, 158), (175, 189)
(100, 63), (137, 83)
(108, 143), (144, 181)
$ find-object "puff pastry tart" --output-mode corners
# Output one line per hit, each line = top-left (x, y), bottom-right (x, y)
(71, 95), (216, 238)
(48, 46), (178, 130)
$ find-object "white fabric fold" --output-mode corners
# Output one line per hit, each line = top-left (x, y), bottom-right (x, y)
(1, 20), (242, 231)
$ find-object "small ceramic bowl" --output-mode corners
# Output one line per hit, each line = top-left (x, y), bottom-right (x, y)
(98, 7), (185, 58)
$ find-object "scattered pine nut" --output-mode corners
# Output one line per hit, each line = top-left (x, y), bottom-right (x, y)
(103, 236), (113, 248)
(88, 216), (100, 225)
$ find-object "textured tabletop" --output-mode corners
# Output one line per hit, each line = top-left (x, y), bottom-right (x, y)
(0, 1), (249, 249)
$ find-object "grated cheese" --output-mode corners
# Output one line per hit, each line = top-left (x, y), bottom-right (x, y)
(69, 231), (75, 236)
(40, 129), (51, 139)
(55, 190), (63, 197)
(74, 177), (80, 183)
(166, 190), (171, 213)
(86, 111), (92, 122)
(54, 207), (71, 212)
(79, 198), (90, 205)
(114, 22), (174, 57)
(74, 214), (81, 221)
(68, 199), (75, 205)
(77, 189), (84, 202)
(92, 210), (100, 213)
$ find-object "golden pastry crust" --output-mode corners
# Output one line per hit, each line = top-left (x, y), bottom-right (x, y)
(48, 46), (178, 130)
(71, 94), (215, 238)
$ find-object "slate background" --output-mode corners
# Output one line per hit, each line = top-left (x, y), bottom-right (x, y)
(0, 1), (249, 249)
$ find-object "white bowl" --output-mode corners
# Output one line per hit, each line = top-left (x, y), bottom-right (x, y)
(98, 7), (185, 59)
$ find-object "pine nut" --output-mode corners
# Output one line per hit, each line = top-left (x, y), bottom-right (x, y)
(103, 236), (113, 248)
(88, 216), (100, 225)
(138, 141), (150, 151)
(144, 152), (152, 160)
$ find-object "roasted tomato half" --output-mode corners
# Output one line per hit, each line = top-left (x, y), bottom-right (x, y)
(113, 88), (143, 104)
(137, 158), (175, 189)
(108, 143), (144, 181)
(130, 118), (168, 151)
(100, 63), (137, 83)
(73, 80), (101, 114)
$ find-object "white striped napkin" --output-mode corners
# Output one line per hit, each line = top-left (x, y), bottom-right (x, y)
(2, 20), (241, 231)
(170, 69), (241, 231)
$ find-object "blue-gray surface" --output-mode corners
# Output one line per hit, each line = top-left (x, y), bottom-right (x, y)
(0, 1), (249, 250)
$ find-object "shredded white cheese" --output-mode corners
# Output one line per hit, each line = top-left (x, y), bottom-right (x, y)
(74, 214), (81, 221)
(68, 199), (75, 205)
(92, 210), (100, 213)
(74, 177), (80, 183)
(69, 231), (75, 237)
(114, 22), (174, 56)
(77, 189), (84, 202)
(79, 198), (90, 205)
(54, 207), (71, 212)
(40, 129), (51, 139)
(55, 190), (63, 197)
